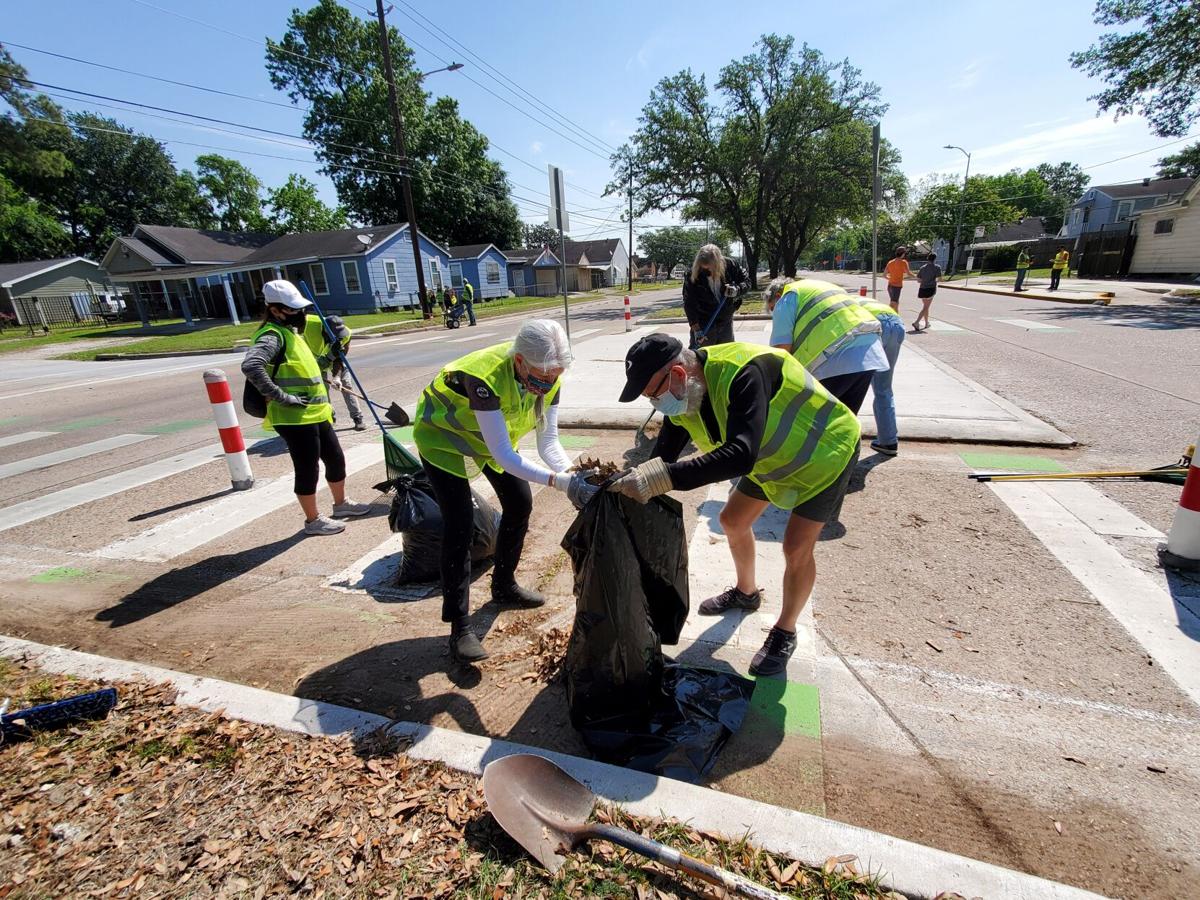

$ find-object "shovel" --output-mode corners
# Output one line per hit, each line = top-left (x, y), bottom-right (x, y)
(329, 381), (410, 426)
(482, 754), (788, 899)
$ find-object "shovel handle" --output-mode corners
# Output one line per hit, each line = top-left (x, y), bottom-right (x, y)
(587, 823), (789, 900)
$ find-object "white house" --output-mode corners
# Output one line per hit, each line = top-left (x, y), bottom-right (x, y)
(1128, 178), (1200, 277)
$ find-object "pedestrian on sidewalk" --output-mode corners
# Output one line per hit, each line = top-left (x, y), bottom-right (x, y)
(913, 253), (942, 332)
(765, 276), (886, 415)
(461, 279), (478, 326)
(611, 334), (862, 676)
(423, 288), (436, 320)
(884, 246), (913, 311)
(413, 319), (600, 664)
(241, 280), (372, 537)
(1013, 248), (1032, 292)
(302, 311), (365, 431)
(857, 299), (905, 456)
(1050, 248), (1070, 291)
(682, 243), (748, 348)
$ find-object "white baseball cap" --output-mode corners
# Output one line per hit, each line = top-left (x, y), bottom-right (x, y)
(262, 279), (312, 310)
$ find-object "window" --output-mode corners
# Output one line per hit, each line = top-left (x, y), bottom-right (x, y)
(341, 260), (361, 293)
(308, 263), (328, 295)
(449, 262), (464, 289)
(484, 259), (501, 284)
(1116, 200), (1134, 221)
(1082, 206), (1091, 224)
(428, 258), (443, 289)
(1072, 209), (1081, 226)
(1154, 218), (1175, 235)
(383, 259), (398, 292)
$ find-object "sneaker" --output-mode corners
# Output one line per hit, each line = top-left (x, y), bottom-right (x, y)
(698, 586), (762, 616)
(449, 625), (489, 662)
(491, 582), (547, 608)
(353, 418), (367, 431)
(870, 441), (898, 456)
(303, 515), (346, 536)
(332, 499), (372, 518)
(750, 626), (798, 677)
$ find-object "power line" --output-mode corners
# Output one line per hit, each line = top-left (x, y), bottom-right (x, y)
(1081, 132), (1200, 170)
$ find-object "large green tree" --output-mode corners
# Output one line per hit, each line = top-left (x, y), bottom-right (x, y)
(267, 173), (349, 233)
(1070, 0), (1200, 137)
(521, 221), (559, 251)
(265, 0), (520, 248)
(0, 172), (69, 262)
(1156, 141), (1200, 178)
(195, 154), (269, 232)
(637, 225), (731, 270)
(906, 175), (1024, 267)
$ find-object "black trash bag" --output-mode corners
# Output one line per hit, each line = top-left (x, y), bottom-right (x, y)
(387, 473), (499, 584)
(562, 491), (753, 783)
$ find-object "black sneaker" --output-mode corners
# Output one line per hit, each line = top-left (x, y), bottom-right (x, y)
(870, 441), (898, 456)
(698, 586), (762, 616)
(449, 625), (488, 662)
(491, 582), (547, 608)
(750, 626), (797, 677)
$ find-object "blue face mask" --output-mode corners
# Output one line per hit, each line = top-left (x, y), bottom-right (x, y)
(649, 371), (689, 416)
(525, 372), (557, 395)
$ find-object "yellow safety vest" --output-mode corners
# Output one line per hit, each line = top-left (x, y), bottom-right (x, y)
(414, 341), (560, 479)
(302, 314), (349, 368)
(670, 343), (860, 509)
(250, 321), (332, 431)
(784, 279), (881, 371)
(1052, 251), (1069, 270)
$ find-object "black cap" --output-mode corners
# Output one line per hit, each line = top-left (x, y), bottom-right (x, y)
(619, 333), (683, 402)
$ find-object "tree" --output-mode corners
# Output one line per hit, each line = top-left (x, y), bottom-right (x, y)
(616, 35), (886, 285)
(0, 46), (69, 186)
(195, 154), (269, 232)
(0, 172), (69, 263)
(522, 221), (559, 250)
(1032, 162), (1089, 232)
(265, 0), (521, 247)
(1070, 0), (1200, 138)
(637, 226), (730, 270)
(906, 176), (1023, 267)
(1156, 141), (1200, 178)
(267, 173), (349, 232)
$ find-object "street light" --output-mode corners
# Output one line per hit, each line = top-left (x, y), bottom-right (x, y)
(944, 144), (971, 276)
(419, 62), (464, 80)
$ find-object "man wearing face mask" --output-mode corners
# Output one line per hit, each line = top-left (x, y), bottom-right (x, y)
(413, 319), (600, 663)
(610, 333), (861, 676)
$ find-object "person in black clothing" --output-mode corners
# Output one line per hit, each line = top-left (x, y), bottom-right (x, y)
(682, 243), (748, 348)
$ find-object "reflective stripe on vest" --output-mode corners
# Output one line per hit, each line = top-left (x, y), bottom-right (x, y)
(413, 341), (560, 479)
(857, 299), (901, 322)
(786, 279), (881, 370)
(669, 343), (860, 509)
(251, 322), (331, 431)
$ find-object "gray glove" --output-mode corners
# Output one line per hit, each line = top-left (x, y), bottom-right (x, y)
(555, 469), (600, 510)
(281, 393), (311, 407)
(608, 457), (673, 504)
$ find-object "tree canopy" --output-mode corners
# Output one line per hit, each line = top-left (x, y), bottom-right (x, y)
(267, 174), (349, 233)
(1156, 141), (1200, 178)
(637, 225), (731, 270)
(195, 154), (269, 233)
(521, 221), (559, 251)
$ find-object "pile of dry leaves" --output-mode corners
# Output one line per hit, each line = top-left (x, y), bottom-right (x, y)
(0, 658), (908, 899)
(574, 457), (622, 485)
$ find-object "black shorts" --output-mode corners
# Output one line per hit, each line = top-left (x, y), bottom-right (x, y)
(736, 442), (861, 523)
(886, 285), (902, 302)
(917, 286), (937, 299)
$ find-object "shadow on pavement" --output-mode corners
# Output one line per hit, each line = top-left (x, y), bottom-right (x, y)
(1164, 567), (1200, 643)
(1034, 303), (1200, 330)
(127, 488), (235, 521)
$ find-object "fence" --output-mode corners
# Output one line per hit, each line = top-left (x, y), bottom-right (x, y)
(6, 295), (122, 334)
(1075, 223), (1136, 279)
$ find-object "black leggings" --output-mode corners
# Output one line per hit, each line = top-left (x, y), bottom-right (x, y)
(275, 420), (346, 495)
(819, 370), (875, 415)
(420, 457), (532, 623)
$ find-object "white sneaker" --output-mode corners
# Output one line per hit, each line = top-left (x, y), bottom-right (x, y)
(304, 515), (346, 536)
(332, 499), (372, 518)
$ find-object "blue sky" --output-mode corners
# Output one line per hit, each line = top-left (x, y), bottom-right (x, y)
(5, 0), (1194, 248)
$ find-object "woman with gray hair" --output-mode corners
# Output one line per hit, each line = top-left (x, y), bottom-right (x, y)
(682, 243), (748, 348)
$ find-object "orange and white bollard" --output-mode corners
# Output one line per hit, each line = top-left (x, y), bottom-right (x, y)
(203, 369), (254, 491)
(859, 286), (868, 297)
(1160, 439), (1200, 570)
(623, 295), (632, 332)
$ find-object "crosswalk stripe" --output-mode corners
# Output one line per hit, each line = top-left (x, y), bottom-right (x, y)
(569, 327), (602, 339)
(925, 320), (965, 332)
(0, 431), (57, 450)
(93, 441), (385, 562)
(0, 444), (227, 533)
(0, 434), (155, 480)
(446, 332), (496, 343)
(991, 318), (1066, 331)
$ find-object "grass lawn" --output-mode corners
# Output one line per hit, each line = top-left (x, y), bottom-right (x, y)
(942, 267), (1057, 283)
(633, 279), (682, 292)
(643, 296), (767, 320)
(0, 318), (189, 356)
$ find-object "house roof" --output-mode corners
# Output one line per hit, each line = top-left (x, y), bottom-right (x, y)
(236, 224), (408, 267)
(114, 237), (176, 268)
(970, 218), (1051, 247)
(502, 248), (560, 266)
(0, 257), (96, 288)
(135, 225), (275, 263)
(448, 243), (498, 260)
(562, 238), (621, 266)
(1086, 177), (1194, 201)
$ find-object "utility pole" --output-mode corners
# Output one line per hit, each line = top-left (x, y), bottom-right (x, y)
(871, 123), (880, 299)
(375, 0), (430, 318)
(627, 156), (634, 293)
(945, 144), (971, 277)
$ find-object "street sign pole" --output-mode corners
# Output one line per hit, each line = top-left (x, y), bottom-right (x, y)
(548, 164), (571, 340)
(871, 123), (880, 299)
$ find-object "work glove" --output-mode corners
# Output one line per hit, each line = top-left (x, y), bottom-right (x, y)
(724, 284), (738, 298)
(281, 393), (311, 407)
(328, 375), (343, 392)
(608, 457), (673, 504)
(555, 469), (600, 510)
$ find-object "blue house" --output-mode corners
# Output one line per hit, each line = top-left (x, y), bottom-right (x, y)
(105, 223), (452, 320)
(501, 247), (562, 297)
(448, 243), (509, 301)
(1061, 177), (1193, 239)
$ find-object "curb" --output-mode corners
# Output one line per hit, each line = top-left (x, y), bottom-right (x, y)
(939, 282), (1112, 305)
(0, 634), (1105, 900)
(94, 346), (245, 360)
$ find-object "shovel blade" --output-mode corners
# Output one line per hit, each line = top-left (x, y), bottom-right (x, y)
(385, 403), (410, 427)
(482, 754), (596, 873)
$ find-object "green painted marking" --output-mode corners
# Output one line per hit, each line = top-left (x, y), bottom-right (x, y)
(0, 416), (35, 428)
(386, 425), (414, 444)
(142, 419), (209, 435)
(959, 451), (1068, 473)
(559, 435), (595, 449)
(749, 679), (821, 739)
(30, 566), (91, 583)
(51, 416), (118, 432)
(245, 425), (273, 439)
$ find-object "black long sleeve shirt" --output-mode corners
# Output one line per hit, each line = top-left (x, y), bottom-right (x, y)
(681, 259), (749, 334)
(651, 351), (784, 491)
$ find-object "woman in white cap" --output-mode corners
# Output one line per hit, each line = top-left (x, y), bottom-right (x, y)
(241, 279), (371, 536)
(413, 319), (599, 663)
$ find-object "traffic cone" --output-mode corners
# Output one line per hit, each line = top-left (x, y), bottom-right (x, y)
(1159, 440), (1200, 571)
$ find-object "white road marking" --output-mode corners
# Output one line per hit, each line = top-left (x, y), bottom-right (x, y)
(946, 303), (975, 310)
(4, 359), (228, 400)
(0, 444), (227, 533)
(0, 433), (155, 480)
(990, 481), (1200, 707)
(94, 441), (384, 562)
(1038, 481), (1163, 538)
(568, 327), (602, 340)
(991, 318), (1066, 331)
(924, 320), (965, 332)
(0, 431), (57, 450)
(446, 332), (497, 343)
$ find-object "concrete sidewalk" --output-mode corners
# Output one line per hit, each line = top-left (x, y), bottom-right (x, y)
(558, 320), (1074, 446)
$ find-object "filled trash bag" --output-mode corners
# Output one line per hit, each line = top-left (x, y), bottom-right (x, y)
(387, 473), (499, 584)
(562, 491), (753, 783)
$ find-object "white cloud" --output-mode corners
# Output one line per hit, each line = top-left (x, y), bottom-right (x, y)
(625, 34), (666, 72)
(530, 141), (543, 155)
(969, 115), (1145, 171)
(951, 60), (984, 92)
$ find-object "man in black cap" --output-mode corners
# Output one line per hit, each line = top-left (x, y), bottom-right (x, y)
(610, 333), (861, 676)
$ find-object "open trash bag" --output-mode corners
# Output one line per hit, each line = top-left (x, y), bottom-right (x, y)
(561, 491), (754, 783)
(387, 473), (499, 584)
